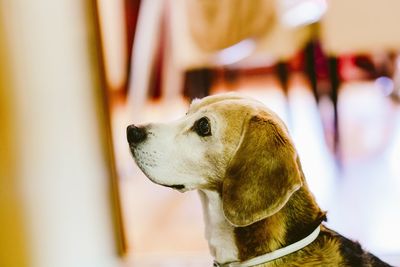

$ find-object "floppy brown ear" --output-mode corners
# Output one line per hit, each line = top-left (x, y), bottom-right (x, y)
(222, 113), (302, 227)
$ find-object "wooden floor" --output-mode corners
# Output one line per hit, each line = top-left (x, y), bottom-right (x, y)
(112, 74), (400, 266)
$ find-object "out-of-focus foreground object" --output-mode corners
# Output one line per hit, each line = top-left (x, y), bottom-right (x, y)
(0, 9), (28, 267)
(0, 0), (124, 266)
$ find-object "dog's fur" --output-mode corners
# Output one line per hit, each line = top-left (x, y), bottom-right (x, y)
(127, 93), (391, 266)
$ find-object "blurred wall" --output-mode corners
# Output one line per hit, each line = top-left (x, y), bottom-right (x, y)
(0, 0), (123, 266)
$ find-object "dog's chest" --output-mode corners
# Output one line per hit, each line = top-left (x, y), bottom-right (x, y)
(199, 190), (238, 263)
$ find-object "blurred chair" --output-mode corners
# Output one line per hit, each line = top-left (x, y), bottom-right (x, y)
(127, 0), (325, 115)
(316, 0), (400, 153)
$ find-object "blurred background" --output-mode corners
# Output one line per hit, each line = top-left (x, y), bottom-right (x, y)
(1, 0), (400, 266)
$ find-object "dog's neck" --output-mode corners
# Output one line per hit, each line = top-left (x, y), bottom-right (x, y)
(199, 190), (239, 263)
(199, 185), (324, 265)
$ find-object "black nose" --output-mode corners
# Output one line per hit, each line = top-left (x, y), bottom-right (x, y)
(127, 124), (147, 144)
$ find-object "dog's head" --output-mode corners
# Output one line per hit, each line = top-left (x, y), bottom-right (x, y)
(127, 93), (303, 226)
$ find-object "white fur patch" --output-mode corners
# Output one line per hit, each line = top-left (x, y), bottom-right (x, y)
(199, 190), (238, 263)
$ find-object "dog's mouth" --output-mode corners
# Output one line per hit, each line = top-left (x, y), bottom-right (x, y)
(128, 146), (187, 192)
(164, 184), (185, 190)
(148, 177), (187, 192)
(159, 182), (187, 192)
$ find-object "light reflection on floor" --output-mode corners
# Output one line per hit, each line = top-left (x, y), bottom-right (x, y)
(114, 75), (400, 266)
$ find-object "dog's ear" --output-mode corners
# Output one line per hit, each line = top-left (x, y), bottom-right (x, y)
(222, 113), (302, 227)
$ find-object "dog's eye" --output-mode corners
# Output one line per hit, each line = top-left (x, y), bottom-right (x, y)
(193, 117), (211, 137)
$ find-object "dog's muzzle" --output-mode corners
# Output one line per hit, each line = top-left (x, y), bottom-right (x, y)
(126, 124), (187, 192)
(127, 124), (147, 145)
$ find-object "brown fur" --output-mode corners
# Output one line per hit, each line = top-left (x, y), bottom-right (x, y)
(222, 112), (302, 227)
(211, 96), (391, 266)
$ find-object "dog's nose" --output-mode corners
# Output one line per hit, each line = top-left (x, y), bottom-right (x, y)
(127, 124), (147, 144)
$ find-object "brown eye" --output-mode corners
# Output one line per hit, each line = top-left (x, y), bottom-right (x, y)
(194, 117), (211, 137)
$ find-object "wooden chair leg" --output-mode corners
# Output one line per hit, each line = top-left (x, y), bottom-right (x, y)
(276, 61), (289, 96)
(183, 68), (214, 100)
(328, 56), (341, 156)
(276, 61), (294, 127)
(304, 41), (319, 103)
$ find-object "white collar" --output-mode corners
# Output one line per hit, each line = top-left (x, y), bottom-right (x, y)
(214, 224), (321, 267)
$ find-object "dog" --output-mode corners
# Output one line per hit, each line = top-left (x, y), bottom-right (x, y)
(127, 93), (392, 266)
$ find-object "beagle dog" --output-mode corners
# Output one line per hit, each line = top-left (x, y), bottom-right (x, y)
(127, 93), (391, 266)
